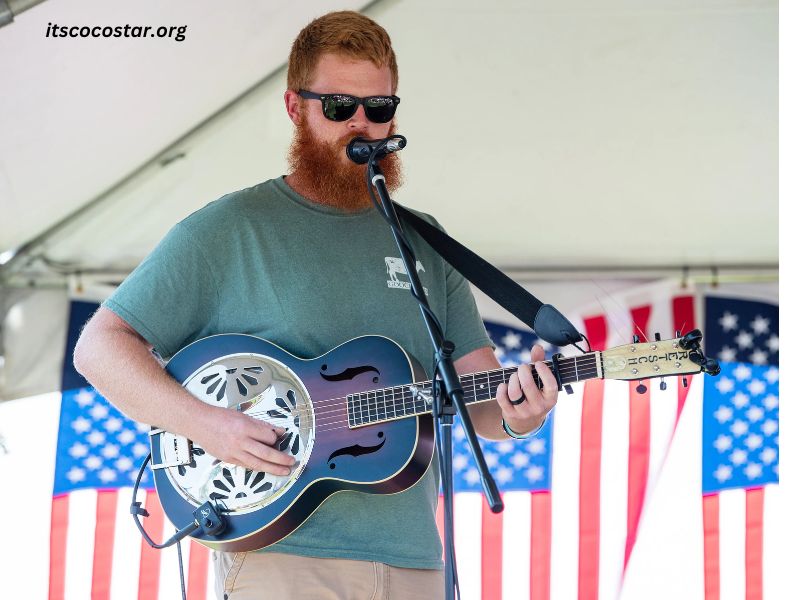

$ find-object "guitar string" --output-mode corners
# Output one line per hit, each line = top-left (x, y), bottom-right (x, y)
(247, 366), (652, 436)
(167, 348), (681, 462)
(239, 357), (600, 423)
(181, 342), (684, 433)
(242, 364), (604, 429)
(240, 363), (604, 432)
(240, 359), (602, 426)
(261, 354), (597, 408)
(181, 364), (687, 454)
(313, 347), (691, 428)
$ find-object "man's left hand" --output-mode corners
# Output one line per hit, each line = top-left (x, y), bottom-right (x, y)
(495, 344), (558, 436)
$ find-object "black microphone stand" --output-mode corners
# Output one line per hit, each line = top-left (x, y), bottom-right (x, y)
(359, 138), (503, 600)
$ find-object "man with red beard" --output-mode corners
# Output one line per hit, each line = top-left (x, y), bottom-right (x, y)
(75, 10), (557, 599)
(284, 53), (403, 212)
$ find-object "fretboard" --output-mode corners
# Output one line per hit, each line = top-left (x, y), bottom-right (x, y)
(346, 351), (603, 427)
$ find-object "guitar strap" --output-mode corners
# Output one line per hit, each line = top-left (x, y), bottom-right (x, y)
(394, 203), (583, 348)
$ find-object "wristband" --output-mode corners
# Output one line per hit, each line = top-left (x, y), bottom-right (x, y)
(502, 415), (546, 439)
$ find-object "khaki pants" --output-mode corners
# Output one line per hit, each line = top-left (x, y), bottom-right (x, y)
(213, 551), (445, 600)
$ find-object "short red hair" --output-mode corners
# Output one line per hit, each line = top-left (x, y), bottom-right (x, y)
(287, 11), (399, 93)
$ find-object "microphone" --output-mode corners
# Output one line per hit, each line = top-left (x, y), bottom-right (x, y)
(346, 136), (406, 164)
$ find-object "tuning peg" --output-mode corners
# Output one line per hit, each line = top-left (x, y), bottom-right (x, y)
(633, 335), (640, 343)
(688, 349), (704, 365)
(636, 381), (647, 394)
(702, 357), (721, 376)
(564, 384), (574, 395)
(679, 329), (703, 349)
(660, 378), (667, 391)
(655, 332), (662, 341)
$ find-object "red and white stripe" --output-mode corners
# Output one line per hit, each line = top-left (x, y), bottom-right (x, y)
(49, 488), (214, 600)
(618, 374), (785, 600)
(701, 485), (783, 600)
(445, 282), (697, 600)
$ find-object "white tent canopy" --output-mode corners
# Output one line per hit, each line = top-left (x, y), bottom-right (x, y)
(0, 0), (778, 400)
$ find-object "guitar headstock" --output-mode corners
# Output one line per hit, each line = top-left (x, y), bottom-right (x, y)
(600, 329), (721, 382)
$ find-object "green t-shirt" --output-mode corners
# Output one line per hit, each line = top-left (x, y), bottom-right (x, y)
(104, 176), (491, 569)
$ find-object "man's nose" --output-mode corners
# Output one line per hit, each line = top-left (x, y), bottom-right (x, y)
(347, 104), (370, 131)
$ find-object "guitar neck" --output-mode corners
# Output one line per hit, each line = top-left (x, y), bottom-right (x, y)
(346, 351), (603, 427)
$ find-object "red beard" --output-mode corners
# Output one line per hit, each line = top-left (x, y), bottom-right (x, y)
(286, 111), (403, 212)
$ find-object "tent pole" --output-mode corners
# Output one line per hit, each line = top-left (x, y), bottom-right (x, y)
(0, 0), (48, 27)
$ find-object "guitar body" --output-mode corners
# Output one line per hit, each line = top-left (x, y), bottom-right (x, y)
(150, 334), (433, 552)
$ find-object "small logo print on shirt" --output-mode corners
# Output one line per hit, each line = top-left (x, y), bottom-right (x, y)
(385, 257), (428, 294)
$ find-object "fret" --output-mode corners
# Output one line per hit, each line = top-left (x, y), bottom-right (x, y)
(466, 373), (476, 403)
(480, 372), (490, 400)
(562, 358), (581, 383)
(369, 390), (377, 423)
(500, 367), (509, 389)
(358, 392), (366, 425)
(483, 370), (493, 400)
(347, 395), (354, 427)
(376, 390), (385, 422)
(394, 389), (402, 418)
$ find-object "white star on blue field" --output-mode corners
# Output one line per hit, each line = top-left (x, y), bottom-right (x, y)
(702, 297), (778, 493)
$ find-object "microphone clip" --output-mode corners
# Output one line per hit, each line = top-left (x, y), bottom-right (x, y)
(346, 135), (407, 164)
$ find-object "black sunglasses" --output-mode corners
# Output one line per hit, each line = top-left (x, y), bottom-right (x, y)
(298, 90), (400, 123)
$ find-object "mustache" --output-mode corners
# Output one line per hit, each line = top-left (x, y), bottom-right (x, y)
(338, 133), (392, 149)
(338, 135), (369, 155)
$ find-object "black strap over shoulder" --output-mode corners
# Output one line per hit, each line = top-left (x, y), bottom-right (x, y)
(394, 203), (582, 347)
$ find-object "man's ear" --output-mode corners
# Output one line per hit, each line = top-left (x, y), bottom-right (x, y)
(285, 90), (301, 125)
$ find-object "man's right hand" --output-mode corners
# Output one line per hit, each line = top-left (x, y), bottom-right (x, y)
(74, 307), (297, 478)
(190, 406), (297, 477)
